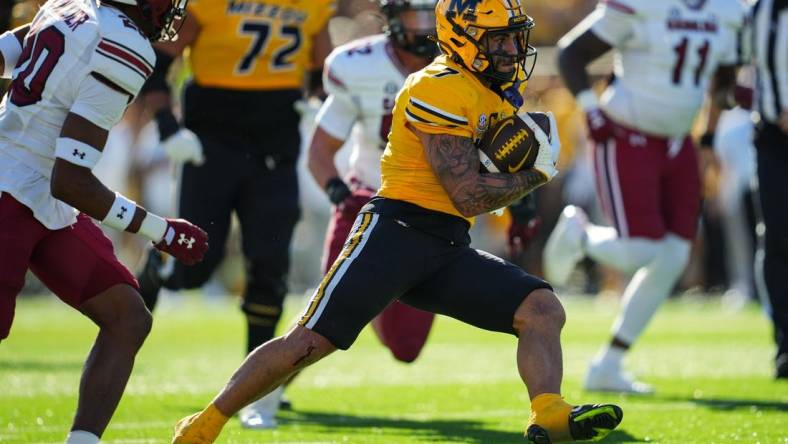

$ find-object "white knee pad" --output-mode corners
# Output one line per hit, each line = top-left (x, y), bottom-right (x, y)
(655, 234), (691, 277)
(611, 234), (691, 344)
(585, 225), (662, 274)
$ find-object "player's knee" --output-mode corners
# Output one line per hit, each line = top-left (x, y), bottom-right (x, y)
(281, 325), (336, 369)
(178, 270), (213, 289)
(118, 301), (153, 348)
(513, 288), (565, 334)
(657, 234), (691, 275)
(388, 340), (425, 363)
(246, 258), (288, 301)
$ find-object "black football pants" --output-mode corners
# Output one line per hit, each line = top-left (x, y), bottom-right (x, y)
(754, 121), (788, 361)
(166, 131), (301, 353)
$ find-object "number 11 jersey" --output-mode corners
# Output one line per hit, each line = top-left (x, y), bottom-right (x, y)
(585, 0), (747, 137)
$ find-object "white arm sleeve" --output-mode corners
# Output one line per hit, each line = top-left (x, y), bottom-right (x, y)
(588, 1), (638, 47)
(0, 30), (23, 78)
(315, 92), (358, 140)
(70, 74), (129, 130)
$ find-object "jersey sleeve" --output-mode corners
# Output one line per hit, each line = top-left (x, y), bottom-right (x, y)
(311, 0), (337, 34)
(719, 1), (750, 66)
(70, 74), (129, 130)
(315, 49), (360, 140)
(186, 0), (218, 26)
(403, 72), (475, 138)
(588, 0), (639, 47)
(90, 28), (155, 99)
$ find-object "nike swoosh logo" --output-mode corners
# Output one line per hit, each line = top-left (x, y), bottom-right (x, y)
(491, 117), (513, 141)
(508, 146), (532, 173)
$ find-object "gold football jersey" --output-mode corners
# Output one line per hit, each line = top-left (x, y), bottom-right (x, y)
(187, 0), (335, 90)
(378, 55), (526, 222)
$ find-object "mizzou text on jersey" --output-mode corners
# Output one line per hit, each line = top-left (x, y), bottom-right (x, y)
(187, 0), (335, 90)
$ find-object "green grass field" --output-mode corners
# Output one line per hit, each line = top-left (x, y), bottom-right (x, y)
(1, 295), (786, 443)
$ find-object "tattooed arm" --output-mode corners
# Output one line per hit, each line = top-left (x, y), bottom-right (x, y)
(417, 129), (548, 218)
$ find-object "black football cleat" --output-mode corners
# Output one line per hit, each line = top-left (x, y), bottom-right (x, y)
(776, 353), (788, 379)
(279, 394), (293, 411)
(525, 424), (552, 443)
(568, 404), (623, 441)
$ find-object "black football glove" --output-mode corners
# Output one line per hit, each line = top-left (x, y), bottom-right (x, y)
(325, 177), (352, 205)
(508, 194), (541, 258)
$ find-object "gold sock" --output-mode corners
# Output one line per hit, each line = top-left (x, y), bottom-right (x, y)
(527, 393), (572, 442)
(199, 404), (230, 429)
(174, 404), (229, 443)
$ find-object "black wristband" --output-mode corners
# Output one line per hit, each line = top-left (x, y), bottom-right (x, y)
(140, 49), (174, 95)
(699, 132), (715, 149)
(325, 177), (351, 205)
(154, 109), (180, 141)
(307, 67), (325, 99)
(509, 193), (537, 225)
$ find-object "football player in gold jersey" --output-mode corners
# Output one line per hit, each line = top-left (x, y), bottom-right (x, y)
(170, 2), (623, 443)
(134, 0), (335, 430)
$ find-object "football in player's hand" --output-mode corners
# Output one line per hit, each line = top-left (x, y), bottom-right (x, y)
(478, 112), (550, 173)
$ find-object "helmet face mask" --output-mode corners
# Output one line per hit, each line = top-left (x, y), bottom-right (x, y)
(474, 24), (536, 84)
(380, 0), (439, 58)
(138, 0), (188, 42)
(436, 0), (537, 85)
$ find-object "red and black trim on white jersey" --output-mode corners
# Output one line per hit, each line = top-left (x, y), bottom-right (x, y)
(95, 38), (153, 79)
(602, 0), (636, 15)
(326, 68), (347, 90)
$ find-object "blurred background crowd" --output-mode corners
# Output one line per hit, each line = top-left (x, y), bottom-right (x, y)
(2, 0), (758, 310)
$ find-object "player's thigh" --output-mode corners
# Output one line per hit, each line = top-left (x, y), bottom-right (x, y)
(322, 192), (374, 274)
(402, 248), (551, 335)
(29, 214), (139, 309)
(177, 133), (236, 243)
(172, 134), (238, 287)
(0, 193), (49, 339)
(591, 133), (665, 239)
(298, 213), (426, 350)
(662, 137), (701, 240)
(756, 135), (788, 252)
(236, 157), (300, 269)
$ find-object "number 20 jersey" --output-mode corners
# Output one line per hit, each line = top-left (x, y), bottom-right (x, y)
(187, 0), (335, 90)
(317, 34), (407, 190)
(0, 0), (154, 229)
(585, 0), (748, 137)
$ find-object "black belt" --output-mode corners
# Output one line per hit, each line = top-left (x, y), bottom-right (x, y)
(362, 197), (471, 246)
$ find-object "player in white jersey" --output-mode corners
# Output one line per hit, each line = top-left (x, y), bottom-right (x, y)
(542, 0), (747, 393)
(0, 0), (207, 442)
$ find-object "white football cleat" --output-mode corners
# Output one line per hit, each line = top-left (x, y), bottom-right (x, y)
(584, 361), (654, 394)
(543, 205), (587, 286)
(239, 386), (283, 429)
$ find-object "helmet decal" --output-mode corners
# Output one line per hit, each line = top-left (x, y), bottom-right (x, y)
(436, 0), (537, 84)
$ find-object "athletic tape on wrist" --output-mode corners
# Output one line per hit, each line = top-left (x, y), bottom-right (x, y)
(0, 31), (22, 78)
(138, 212), (168, 242)
(576, 89), (599, 111)
(55, 138), (103, 169)
(102, 193), (136, 231)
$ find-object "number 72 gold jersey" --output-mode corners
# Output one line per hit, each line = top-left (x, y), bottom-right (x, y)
(187, 0), (335, 90)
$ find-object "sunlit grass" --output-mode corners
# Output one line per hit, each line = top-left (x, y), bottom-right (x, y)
(1, 295), (786, 443)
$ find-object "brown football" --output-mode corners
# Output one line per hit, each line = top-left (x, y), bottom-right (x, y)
(478, 112), (550, 173)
